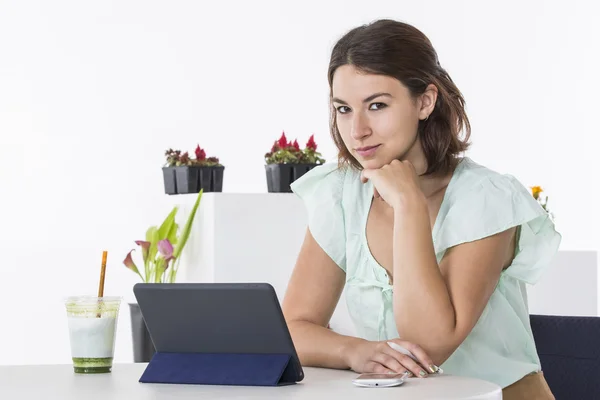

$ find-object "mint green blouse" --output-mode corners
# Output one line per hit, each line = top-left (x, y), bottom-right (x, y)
(290, 157), (561, 388)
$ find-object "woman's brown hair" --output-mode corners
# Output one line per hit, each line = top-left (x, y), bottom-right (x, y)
(327, 19), (471, 175)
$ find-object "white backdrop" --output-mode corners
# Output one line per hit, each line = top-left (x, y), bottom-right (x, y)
(0, 0), (598, 365)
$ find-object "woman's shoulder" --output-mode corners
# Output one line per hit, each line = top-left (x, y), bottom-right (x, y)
(436, 157), (558, 257)
(444, 156), (538, 210)
(439, 158), (561, 285)
(447, 157), (533, 203)
(453, 157), (514, 187)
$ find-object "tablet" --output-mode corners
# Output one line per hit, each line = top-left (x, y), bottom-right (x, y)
(133, 282), (304, 383)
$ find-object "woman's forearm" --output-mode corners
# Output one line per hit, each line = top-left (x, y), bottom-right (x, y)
(287, 320), (365, 369)
(392, 201), (457, 356)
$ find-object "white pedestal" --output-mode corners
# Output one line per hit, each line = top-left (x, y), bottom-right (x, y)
(527, 250), (599, 316)
(178, 193), (305, 297)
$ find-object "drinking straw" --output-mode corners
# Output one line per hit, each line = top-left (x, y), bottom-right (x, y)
(96, 250), (108, 317)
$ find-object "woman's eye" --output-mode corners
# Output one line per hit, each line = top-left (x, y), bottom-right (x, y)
(336, 106), (351, 114)
(369, 102), (387, 110)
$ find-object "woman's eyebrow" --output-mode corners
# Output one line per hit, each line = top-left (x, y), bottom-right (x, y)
(332, 92), (393, 105)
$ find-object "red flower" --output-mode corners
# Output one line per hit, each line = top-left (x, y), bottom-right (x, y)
(123, 250), (140, 275)
(306, 134), (317, 151)
(292, 139), (300, 151)
(278, 132), (288, 149)
(134, 240), (151, 264)
(271, 141), (279, 153)
(195, 145), (206, 161)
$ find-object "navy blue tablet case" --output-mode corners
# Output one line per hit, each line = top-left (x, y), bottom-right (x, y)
(133, 283), (304, 386)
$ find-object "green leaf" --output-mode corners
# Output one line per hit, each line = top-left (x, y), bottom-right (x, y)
(158, 207), (178, 241)
(167, 222), (179, 246)
(145, 226), (159, 259)
(173, 190), (203, 261)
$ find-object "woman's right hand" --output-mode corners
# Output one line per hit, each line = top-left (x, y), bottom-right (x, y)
(344, 338), (438, 378)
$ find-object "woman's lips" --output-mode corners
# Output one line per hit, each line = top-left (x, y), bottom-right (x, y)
(355, 144), (381, 157)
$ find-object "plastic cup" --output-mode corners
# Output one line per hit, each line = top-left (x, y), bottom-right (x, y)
(64, 296), (122, 373)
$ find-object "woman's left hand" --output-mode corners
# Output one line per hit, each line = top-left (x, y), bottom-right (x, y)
(361, 160), (424, 209)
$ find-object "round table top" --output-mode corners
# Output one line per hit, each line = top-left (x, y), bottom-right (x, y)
(0, 363), (502, 400)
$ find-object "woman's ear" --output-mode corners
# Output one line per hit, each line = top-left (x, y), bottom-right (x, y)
(419, 84), (438, 120)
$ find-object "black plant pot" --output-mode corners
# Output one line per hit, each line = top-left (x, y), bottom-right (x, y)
(162, 167), (177, 195)
(265, 164), (318, 193)
(129, 303), (156, 363)
(164, 166), (225, 195)
(199, 166), (224, 193)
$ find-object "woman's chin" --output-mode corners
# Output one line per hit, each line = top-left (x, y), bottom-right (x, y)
(357, 157), (389, 170)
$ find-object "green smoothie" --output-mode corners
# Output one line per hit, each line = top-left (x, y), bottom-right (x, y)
(65, 296), (121, 374)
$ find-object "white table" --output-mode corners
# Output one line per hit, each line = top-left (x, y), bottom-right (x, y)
(0, 363), (501, 399)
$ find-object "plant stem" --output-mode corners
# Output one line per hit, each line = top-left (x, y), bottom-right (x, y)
(169, 258), (181, 283)
(144, 259), (149, 286)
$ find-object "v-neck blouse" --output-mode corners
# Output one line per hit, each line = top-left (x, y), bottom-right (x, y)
(290, 157), (561, 388)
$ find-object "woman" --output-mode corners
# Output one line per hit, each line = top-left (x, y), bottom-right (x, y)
(282, 19), (560, 399)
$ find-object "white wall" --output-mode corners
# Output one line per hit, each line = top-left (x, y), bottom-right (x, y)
(0, 0), (598, 365)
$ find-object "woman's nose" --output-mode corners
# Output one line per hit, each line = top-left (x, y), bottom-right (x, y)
(350, 113), (371, 140)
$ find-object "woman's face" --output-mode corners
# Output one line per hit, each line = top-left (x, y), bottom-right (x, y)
(332, 65), (434, 170)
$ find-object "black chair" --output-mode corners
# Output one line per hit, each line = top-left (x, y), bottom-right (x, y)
(530, 314), (600, 399)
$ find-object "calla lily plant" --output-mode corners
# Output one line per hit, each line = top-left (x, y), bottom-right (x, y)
(123, 190), (203, 283)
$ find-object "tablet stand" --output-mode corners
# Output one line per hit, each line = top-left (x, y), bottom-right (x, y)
(139, 352), (297, 386)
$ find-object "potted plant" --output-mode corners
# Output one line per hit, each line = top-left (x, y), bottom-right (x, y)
(264, 132), (325, 192)
(162, 145), (224, 195)
(123, 190), (203, 362)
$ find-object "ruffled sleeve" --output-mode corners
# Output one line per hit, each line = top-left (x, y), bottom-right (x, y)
(290, 163), (347, 272)
(435, 174), (561, 285)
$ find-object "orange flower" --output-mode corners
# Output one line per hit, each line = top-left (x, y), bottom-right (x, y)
(531, 186), (543, 200)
